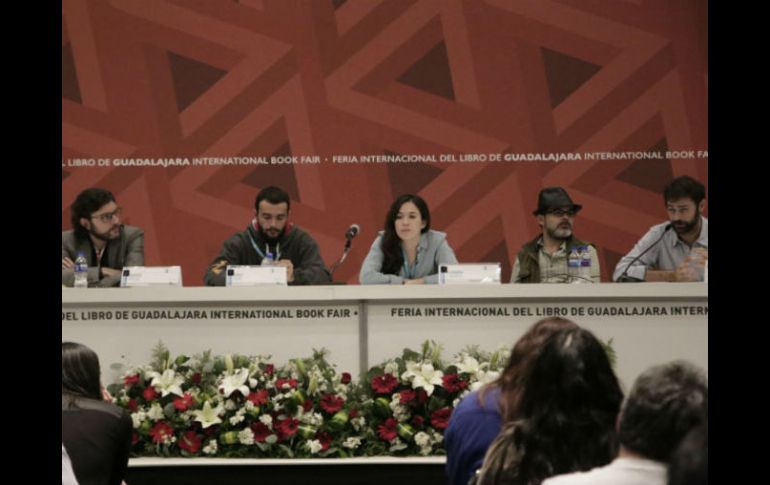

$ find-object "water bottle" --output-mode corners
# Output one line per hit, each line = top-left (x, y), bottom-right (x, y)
(578, 245), (592, 283)
(74, 251), (88, 288)
(261, 251), (275, 266)
(567, 247), (581, 283)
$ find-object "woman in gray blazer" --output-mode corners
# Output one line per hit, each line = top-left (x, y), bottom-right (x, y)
(359, 194), (458, 284)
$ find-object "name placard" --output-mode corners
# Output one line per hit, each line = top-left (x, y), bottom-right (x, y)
(438, 263), (501, 285)
(120, 266), (183, 287)
(226, 265), (288, 286)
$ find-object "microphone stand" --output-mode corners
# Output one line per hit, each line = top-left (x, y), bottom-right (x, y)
(616, 224), (672, 282)
(329, 237), (353, 277)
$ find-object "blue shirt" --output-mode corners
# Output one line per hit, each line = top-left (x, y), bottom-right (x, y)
(359, 229), (458, 284)
(444, 387), (502, 485)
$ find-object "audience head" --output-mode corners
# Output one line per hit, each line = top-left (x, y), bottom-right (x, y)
(62, 342), (102, 400)
(619, 360), (708, 462)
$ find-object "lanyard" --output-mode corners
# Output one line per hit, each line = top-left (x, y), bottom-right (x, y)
(248, 233), (280, 261)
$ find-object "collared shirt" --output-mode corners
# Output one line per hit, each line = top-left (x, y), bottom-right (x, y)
(511, 238), (601, 283)
(359, 230), (458, 284)
(543, 457), (668, 485)
(613, 217), (708, 281)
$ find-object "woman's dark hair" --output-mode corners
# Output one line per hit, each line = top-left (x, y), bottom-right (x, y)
(512, 327), (624, 484)
(480, 317), (579, 422)
(379, 194), (431, 275)
(62, 342), (102, 400)
(70, 188), (116, 239)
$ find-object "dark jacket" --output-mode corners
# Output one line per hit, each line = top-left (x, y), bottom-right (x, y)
(204, 223), (331, 286)
(62, 394), (132, 485)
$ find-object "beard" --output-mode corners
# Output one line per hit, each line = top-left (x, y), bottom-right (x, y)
(89, 224), (121, 242)
(672, 208), (701, 235)
(546, 222), (572, 240)
(258, 225), (283, 243)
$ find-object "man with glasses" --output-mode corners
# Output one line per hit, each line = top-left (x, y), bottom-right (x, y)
(510, 187), (600, 283)
(613, 176), (708, 282)
(62, 188), (144, 287)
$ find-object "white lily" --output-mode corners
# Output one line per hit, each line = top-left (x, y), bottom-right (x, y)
(470, 369), (501, 391)
(401, 361), (444, 396)
(147, 369), (185, 397)
(455, 355), (482, 376)
(218, 368), (250, 398)
(192, 401), (224, 429)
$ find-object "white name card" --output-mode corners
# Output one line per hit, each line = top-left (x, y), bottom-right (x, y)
(438, 263), (502, 285)
(120, 266), (183, 287)
(226, 265), (288, 286)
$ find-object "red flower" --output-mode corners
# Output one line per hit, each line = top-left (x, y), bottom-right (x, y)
(303, 399), (313, 412)
(173, 393), (195, 412)
(430, 408), (452, 430)
(377, 418), (398, 441)
(251, 422), (272, 442)
(276, 418), (299, 440)
(349, 407), (359, 418)
(341, 372), (352, 384)
(203, 425), (219, 437)
(399, 390), (416, 404)
(131, 432), (140, 445)
(371, 374), (398, 394)
(416, 389), (428, 404)
(247, 389), (269, 406)
(143, 387), (158, 401)
(124, 374), (140, 387)
(191, 372), (202, 385)
(127, 399), (138, 412)
(316, 431), (333, 450)
(442, 374), (469, 393)
(178, 431), (201, 454)
(412, 415), (424, 427)
(320, 394), (345, 414)
(264, 364), (275, 376)
(275, 378), (298, 390)
(149, 421), (174, 444)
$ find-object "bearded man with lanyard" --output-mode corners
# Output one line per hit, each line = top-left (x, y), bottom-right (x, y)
(204, 186), (331, 286)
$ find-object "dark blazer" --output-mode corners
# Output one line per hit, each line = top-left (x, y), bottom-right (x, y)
(62, 225), (144, 287)
(62, 394), (132, 485)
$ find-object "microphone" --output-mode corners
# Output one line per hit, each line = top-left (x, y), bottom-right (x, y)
(331, 224), (361, 277)
(616, 223), (672, 282)
(345, 224), (360, 240)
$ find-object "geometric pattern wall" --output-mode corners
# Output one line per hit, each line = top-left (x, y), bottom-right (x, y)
(62, 0), (708, 285)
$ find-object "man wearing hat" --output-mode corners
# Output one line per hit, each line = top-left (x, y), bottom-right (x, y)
(510, 187), (600, 283)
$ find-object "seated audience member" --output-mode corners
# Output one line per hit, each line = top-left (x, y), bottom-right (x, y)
(473, 327), (624, 485)
(445, 317), (579, 485)
(511, 187), (600, 283)
(544, 360), (708, 485)
(62, 188), (144, 287)
(613, 176), (708, 282)
(359, 194), (457, 284)
(62, 342), (132, 485)
(204, 186), (331, 285)
(668, 422), (707, 485)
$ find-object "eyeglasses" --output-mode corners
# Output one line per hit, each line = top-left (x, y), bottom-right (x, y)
(546, 209), (575, 217)
(90, 207), (122, 223)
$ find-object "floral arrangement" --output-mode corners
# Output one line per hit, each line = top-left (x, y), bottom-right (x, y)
(109, 341), (509, 458)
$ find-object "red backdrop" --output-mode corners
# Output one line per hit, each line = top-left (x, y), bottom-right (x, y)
(62, 0), (708, 285)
